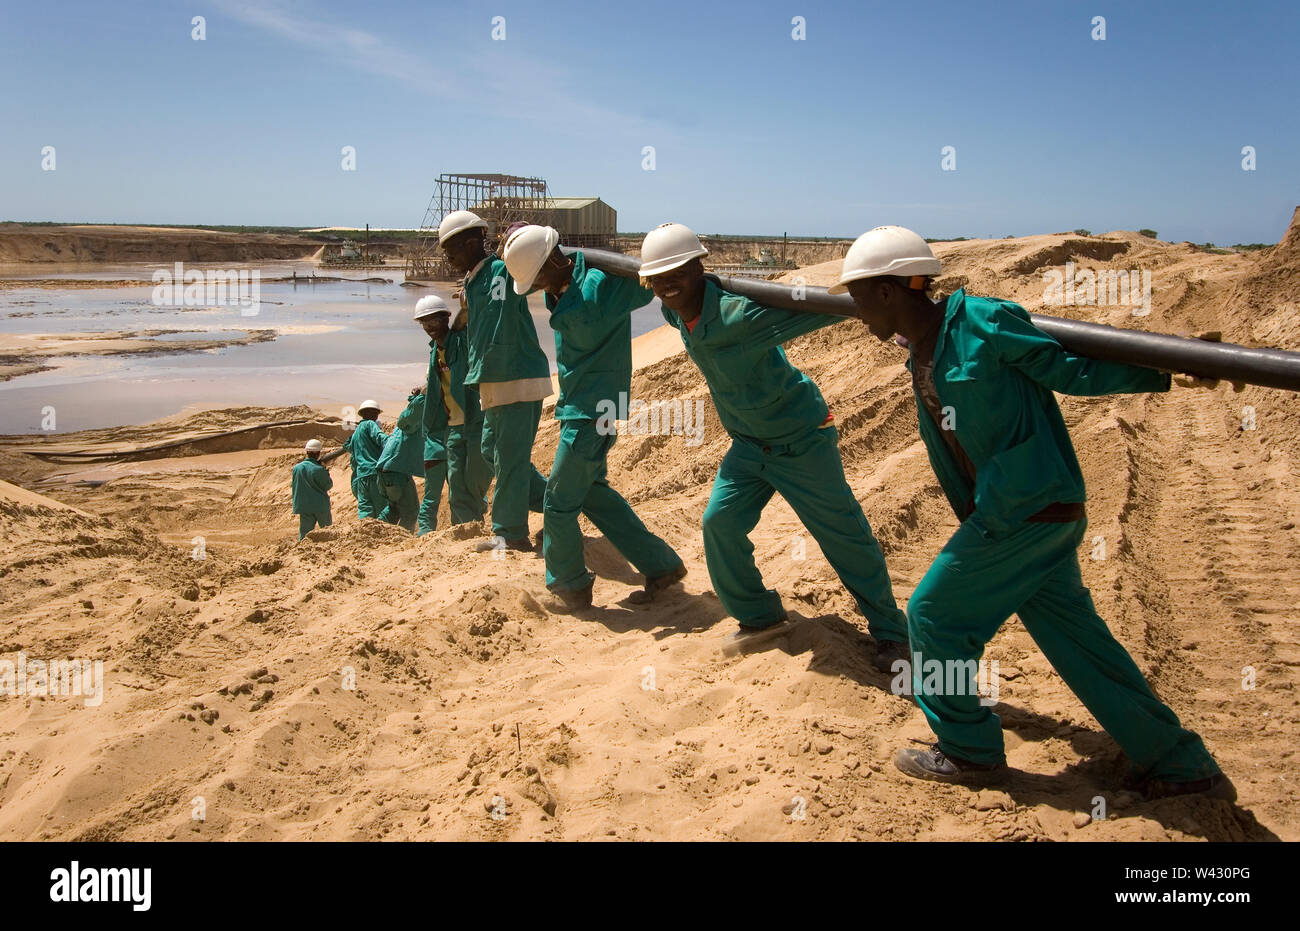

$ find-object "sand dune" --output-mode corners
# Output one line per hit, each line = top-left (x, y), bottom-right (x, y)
(1, 217), (1298, 840)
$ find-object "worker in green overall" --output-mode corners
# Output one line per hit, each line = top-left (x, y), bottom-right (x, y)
(291, 439), (333, 539)
(437, 211), (549, 553)
(413, 294), (493, 532)
(836, 225), (1231, 800)
(639, 222), (909, 672)
(444, 303), (493, 525)
(343, 400), (388, 520)
(503, 225), (686, 609)
(412, 296), (455, 534)
(376, 389), (426, 533)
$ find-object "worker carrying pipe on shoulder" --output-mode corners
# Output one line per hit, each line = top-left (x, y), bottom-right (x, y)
(504, 225), (686, 611)
(438, 211), (548, 553)
(639, 222), (909, 671)
(412, 295), (491, 534)
(835, 225), (1231, 800)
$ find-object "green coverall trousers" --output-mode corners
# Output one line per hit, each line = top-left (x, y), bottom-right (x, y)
(355, 473), (387, 521)
(907, 517), (1221, 781)
(480, 399), (547, 540)
(418, 459), (448, 536)
(298, 511), (331, 539)
(701, 426), (907, 640)
(544, 419), (683, 592)
(378, 471), (419, 533)
(448, 419), (492, 525)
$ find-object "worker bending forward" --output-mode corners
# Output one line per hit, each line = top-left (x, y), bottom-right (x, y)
(504, 225), (685, 609)
(838, 225), (1230, 799)
(438, 211), (548, 552)
(376, 390), (426, 533)
(640, 223), (908, 671)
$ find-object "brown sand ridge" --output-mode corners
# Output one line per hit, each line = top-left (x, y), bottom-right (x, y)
(0, 224), (320, 265)
(0, 329), (279, 383)
(1, 217), (1298, 840)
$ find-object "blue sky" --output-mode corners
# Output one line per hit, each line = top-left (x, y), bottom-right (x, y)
(2, 0), (1297, 243)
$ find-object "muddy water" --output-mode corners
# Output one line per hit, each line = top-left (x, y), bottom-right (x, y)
(0, 263), (666, 433)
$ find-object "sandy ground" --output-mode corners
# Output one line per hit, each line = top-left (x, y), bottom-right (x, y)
(1, 216), (1298, 841)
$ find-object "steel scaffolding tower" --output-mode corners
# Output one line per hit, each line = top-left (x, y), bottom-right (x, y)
(406, 173), (556, 280)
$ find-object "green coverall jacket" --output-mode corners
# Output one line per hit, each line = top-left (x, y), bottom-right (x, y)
(378, 393), (427, 478)
(444, 327), (477, 419)
(290, 458), (332, 514)
(545, 250), (655, 421)
(463, 256), (550, 387)
(347, 419), (388, 479)
(911, 289), (1171, 539)
(660, 280), (843, 446)
(423, 339), (452, 462)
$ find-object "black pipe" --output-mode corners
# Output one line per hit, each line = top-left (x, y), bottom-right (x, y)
(566, 246), (1300, 392)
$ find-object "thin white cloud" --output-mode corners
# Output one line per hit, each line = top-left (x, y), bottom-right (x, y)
(214, 0), (452, 95)
(213, 0), (674, 142)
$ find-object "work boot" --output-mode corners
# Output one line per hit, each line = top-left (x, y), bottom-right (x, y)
(627, 564), (688, 605)
(872, 639), (909, 675)
(475, 535), (532, 554)
(550, 582), (594, 612)
(1132, 772), (1237, 803)
(894, 744), (1006, 784)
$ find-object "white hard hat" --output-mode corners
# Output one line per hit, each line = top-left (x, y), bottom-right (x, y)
(829, 226), (942, 294)
(305, 439), (323, 453)
(413, 294), (451, 320)
(358, 399), (382, 413)
(638, 222), (709, 277)
(502, 225), (561, 295)
(437, 210), (488, 245)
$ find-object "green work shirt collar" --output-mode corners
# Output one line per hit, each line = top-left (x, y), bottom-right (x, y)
(932, 287), (965, 362)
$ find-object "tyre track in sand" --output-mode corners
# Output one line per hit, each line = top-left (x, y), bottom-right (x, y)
(1120, 387), (1299, 839)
